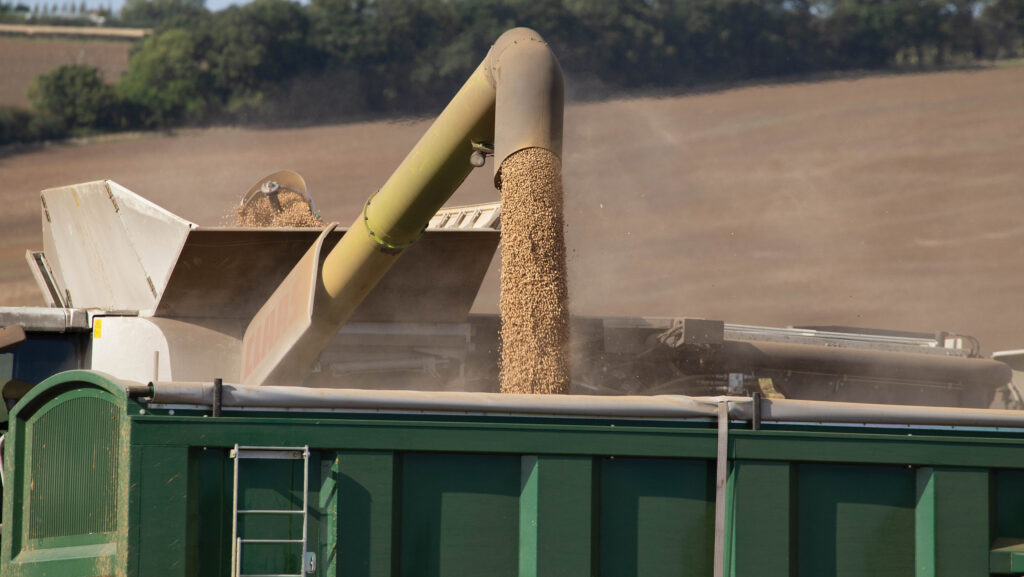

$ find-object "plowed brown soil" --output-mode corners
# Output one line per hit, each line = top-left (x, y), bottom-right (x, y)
(0, 36), (133, 107)
(2, 65), (1023, 353)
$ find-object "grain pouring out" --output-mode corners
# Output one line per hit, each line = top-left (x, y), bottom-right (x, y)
(499, 148), (571, 394)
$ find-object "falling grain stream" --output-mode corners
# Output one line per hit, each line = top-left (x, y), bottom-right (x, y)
(499, 148), (571, 394)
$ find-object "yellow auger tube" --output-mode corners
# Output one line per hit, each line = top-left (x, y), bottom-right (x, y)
(320, 63), (496, 310)
(240, 28), (564, 386)
(321, 27), (564, 313)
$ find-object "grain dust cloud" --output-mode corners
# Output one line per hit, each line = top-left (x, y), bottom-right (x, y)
(229, 190), (323, 227)
(499, 148), (571, 394)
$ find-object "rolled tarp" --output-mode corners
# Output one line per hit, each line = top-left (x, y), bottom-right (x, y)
(147, 382), (1024, 428)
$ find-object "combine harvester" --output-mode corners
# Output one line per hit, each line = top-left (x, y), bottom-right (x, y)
(2, 28), (1024, 577)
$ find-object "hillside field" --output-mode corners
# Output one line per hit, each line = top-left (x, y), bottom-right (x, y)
(0, 34), (134, 107)
(1, 65), (1022, 352)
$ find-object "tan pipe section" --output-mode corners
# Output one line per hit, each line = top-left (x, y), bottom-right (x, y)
(152, 382), (1024, 429)
(320, 27), (563, 321)
(486, 28), (565, 182)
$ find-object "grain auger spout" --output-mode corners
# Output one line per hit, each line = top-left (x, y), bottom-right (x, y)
(241, 28), (566, 386)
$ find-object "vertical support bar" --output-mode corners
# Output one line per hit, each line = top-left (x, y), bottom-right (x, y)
(751, 392), (762, 431)
(213, 378), (223, 418)
(235, 537), (242, 577)
(519, 456), (539, 577)
(714, 401), (729, 577)
(320, 453), (340, 577)
(301, 446), (310, 573)
(230, 444), (240, 577)
(519, 455), (594, 577)
(137, 446), (190, 577)
(728, 461), (795, 576)
(916, 468), (936, 577)
(915, 467), (989, 577)
(125, 445), (144, 577)
(336, 451), (397, 576)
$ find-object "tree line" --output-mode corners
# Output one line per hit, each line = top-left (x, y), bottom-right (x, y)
(3, 0), (1024, 146)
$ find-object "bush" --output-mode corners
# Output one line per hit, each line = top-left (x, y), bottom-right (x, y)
(0, 106), (69, 146)
(0, 106), (33, 146)
(28, 65), (120, 134)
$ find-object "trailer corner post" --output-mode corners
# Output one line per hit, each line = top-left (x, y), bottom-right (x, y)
(714, 400), (729, 577)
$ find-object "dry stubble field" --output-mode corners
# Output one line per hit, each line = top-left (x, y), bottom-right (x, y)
(1, 65), (1022, 352)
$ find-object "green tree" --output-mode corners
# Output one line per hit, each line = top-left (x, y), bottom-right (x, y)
(118, 29), (207, 126)
(978, 0), (1024, 57)
(818, 0), (903, 68)
(202, 0), (318, 117)
(120, 0), (207, 29)
(309, 0), (461, 111)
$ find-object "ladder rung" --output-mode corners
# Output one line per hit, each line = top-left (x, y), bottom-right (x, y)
(240, 539), (304, 544)
(233, 449), (305, 460)
(238, 509), (304, 515)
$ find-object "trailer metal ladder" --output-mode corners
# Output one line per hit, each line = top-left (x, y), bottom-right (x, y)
(230, 444), (314, 577)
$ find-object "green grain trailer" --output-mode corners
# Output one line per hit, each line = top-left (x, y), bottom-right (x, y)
(5, 370), (1024, 577)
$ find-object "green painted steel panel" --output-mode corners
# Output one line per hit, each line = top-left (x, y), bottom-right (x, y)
(138, 446), (189, 577)
(129, 416), (719, 461)
(399, 453), (520, 577)
(994, 469), (1024, 540)
(989, 470), (1024, 575)
(129, 415), (1024, 469)
(192, 448), (232, 577)
(336, 451), (397, 577)
(599, 457), (714, 576)
(519, 455), (595, 577)
(797, 463), (916, 577)
(913, 467), (989, 577)
(728, 460), (796, 577)
(732, 428), (1024, 468)
(27, 392), (119, 539)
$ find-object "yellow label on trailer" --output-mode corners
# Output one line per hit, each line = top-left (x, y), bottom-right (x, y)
(93, 318), (102, 339)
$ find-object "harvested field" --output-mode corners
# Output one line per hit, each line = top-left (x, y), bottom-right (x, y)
(2, 65), (1023, 353)
(0, 35), (134, 107)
